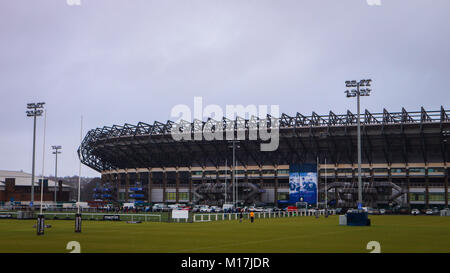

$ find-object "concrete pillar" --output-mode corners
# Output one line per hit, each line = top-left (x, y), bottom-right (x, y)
(370, 167), (374, 207)
(445, 167), (448, 207)
(425, 168), (429, 209)
(351, 167), (355, 206)
(245, 169), (249, 202)
(202, 168), (205, 184)
(125, 172), (130, 202)
(176, 169), (180, 203)
(388, 166), (392, 182)
(274, 167), (278, 205)
(317, 163), (321, 204)
(406, 168), (410, 209)
(116, 173), (120, 201)
(189, 169), (193, 202)
(148, 170), (152, 204)
(101, 173), (106, 185)
(231, 166), (235, 204)
(259, 168), (263, 202)
(163, 170), (167, 203)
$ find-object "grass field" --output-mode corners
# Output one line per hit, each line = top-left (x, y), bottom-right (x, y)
(1, 215), (449, 253)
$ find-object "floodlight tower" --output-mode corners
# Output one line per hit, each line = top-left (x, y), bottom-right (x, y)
(345, 79), (372, 208)
(37, 109), (47, 235)
(26, 102), (45, 209)
(228, 140), (240, 207)
(52, 145), (62, 204)
(75, 116), (83, 233)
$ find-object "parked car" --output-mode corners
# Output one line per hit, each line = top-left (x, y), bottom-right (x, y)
(152, 203), (166, 212)
(399, 208), (409, 215)
(222, 203), (234, 212)
(379, 209), (386, 215)
(425, 209), (434, 215)
(367, 208), (380, 215)
(335, 208), (348, 215)
(211, 206), (221, 212)
(411, 209), (420, 215)
(181, 206), (191, 211)
(432, 207), (440, 215)
(247, 205), (263, 212)
(199, 205), (212, 213)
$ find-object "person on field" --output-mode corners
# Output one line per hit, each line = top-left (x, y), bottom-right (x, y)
(250, 211), (255, 223)
(239, 209), (243, 223)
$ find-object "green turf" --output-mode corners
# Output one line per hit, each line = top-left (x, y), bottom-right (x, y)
(1, 215), (449, 253)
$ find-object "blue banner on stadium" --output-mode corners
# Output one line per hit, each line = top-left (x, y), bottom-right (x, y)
(289, 163), (317, 204)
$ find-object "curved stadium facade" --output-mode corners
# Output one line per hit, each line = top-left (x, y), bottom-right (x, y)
(79, 107), (450, 209)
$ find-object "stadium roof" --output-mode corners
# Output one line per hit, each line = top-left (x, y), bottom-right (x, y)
(79, 107), (450, 172)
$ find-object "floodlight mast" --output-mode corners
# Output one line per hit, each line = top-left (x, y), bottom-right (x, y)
(228, 140), (240, 208)
(52, 145), (62, 204)
(78, 117), (83, 214)
(345, 79), (372, 208)
(75, 116), (83, 233)
(26, 102), (45, 210)
(37, 109), (47, 236)
(325, 157), (327, 212)
(40, 110), (47, 215)
(224, 158), (227, 204)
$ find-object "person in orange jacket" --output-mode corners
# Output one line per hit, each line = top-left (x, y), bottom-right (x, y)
(250, 211), (255, 223)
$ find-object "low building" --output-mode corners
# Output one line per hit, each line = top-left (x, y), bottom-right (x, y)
(0, 170), (72, 204)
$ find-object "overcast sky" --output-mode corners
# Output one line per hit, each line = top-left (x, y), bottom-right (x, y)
(0, 0), (449, 177)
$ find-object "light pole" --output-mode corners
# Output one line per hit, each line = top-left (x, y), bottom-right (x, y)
(75, 116), (83, 233)
(26, 102), (45, 210)
(325, 157), (328, 217)
(37, 109), (47, 235)
(224, 159), (227, 204)
(52, 145), (62, 204)
(228, 141), (240, 207)
(345, 79), (372, 209)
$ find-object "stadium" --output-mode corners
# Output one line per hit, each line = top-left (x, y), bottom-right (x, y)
(79, 106), (450, 210)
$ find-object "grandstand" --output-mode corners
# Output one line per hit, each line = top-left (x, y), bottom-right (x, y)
(78, 107), (450, 209)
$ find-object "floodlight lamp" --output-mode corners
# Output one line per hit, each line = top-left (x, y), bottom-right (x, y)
(361, 89), (371, 96)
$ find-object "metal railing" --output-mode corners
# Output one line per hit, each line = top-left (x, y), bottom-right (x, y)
(192, 209), (336, 222)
